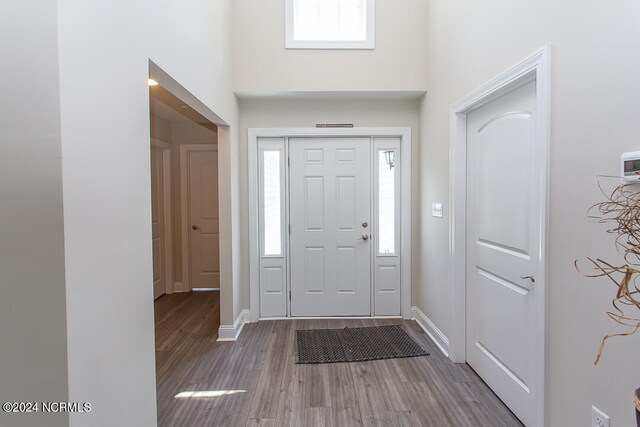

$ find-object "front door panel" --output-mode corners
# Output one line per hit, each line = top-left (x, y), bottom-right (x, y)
(290, 138), (371, 316)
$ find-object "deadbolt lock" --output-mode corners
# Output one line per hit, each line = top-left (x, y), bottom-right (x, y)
(362, 221), (368, 228)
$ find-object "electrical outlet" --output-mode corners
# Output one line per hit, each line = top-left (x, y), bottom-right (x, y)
(592, 406), (610, 427)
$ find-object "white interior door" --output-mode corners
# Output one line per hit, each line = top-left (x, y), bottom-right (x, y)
(289, 138), (371, 316)
(188, 149), (219, 289)
(151, 147), (166, 299)
(466, 81), (540, 426)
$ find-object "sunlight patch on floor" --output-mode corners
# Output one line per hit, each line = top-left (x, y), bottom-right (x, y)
(174, 390), (247, 399)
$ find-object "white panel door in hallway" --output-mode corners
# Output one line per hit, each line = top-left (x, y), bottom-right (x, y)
(151, 147), (166, 299)
(188, 149), (220, 288)
(289, 138), (372, 316)
(466, 81), (540, 426)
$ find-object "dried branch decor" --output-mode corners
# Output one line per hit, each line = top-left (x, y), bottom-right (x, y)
(576, 181), (640, 365)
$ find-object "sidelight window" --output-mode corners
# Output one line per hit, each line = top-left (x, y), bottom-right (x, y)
(375, 143), (399, 256)
(260, 149), (284, 257)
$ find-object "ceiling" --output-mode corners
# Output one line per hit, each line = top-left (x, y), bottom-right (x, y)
(149, 85), (217, 132)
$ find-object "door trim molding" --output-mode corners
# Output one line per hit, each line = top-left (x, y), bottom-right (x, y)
(248, 127), (412, 322)
(179, 144), (218, 292)
(449, 46), (550, 427)
(151, 138), (174, 295)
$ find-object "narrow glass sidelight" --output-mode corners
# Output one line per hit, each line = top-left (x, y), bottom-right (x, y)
(256, 137), (287, 318)
(378, 149), (395, 254)
(263, 150), (282, 256)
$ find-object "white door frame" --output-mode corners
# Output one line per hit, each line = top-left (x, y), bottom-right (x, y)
(179, 144), (218, 291)
(449, 46), (550, 426)
(248, 127), (412, 322)
(151, 138), (174, 295)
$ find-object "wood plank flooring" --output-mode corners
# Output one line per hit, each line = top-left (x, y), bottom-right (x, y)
(155, 292), (523, 427)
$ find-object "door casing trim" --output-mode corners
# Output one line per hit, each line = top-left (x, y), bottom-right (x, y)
(449, 46), (550, 427)
(248, 127), (412, 322)
(151, 138), (174, 295)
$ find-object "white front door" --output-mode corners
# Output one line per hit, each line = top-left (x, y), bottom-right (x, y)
(188, 149), (220, 288)
(466, 81), (540, 426)
(289, 138), (372, 316)
(151, 147), (166, 299)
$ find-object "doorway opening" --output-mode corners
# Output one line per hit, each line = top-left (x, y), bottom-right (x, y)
(148, 77), (222, 417)
(149, 81), (220, 296)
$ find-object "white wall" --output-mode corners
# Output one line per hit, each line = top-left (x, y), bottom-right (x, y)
(232, 0), (428, 93)
(239, 98), (421, 310)
(56, 0), (238, 425)
(0, 2), (69, 427)
(419, 0), (640, 425)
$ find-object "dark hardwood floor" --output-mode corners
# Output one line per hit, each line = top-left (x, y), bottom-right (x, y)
(154, 291), (523, 427)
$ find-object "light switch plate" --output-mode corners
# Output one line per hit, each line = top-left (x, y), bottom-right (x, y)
(432, 203), (443, 218)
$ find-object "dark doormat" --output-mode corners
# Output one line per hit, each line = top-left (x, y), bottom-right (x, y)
(296, 325), (429, 364)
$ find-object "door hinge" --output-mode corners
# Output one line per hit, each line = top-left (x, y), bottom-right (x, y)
(288, 224), (291, 234)
(288, 156), (291, 167)
(289, 290), (292, 300)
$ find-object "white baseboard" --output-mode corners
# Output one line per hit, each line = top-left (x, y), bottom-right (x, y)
(217, 309), (250, 342)
(259, 316), (402, 321)
(411, 306), (449, 357)
(174, 282), (188, 293)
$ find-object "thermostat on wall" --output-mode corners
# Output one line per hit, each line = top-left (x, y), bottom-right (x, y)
(621, 151), (640, 182)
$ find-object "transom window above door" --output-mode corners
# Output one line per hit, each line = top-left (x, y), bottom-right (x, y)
(285, 0), (375, 49)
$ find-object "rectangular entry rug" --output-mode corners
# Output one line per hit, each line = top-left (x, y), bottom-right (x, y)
(296, 325), (429, 364)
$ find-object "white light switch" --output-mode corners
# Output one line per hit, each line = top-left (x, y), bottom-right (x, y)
(432, 203), (443, 218)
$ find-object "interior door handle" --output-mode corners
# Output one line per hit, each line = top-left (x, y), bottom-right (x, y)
(192, 225), (201, 231)
(359, 234), (369, 241)
(520, 275), (535, 283)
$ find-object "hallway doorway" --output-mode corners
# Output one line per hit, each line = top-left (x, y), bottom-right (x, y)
(148, 76), (225, 424)
(149, 81), (220, 295)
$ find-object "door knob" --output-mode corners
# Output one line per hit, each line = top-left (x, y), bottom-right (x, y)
(520, 275), (535, 283)
(192, 225), (201, 231)
(360, 234), (369, 241)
